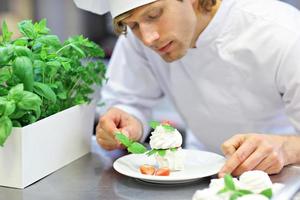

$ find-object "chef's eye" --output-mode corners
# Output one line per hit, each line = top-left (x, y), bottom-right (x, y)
(148, 9), (162, 20)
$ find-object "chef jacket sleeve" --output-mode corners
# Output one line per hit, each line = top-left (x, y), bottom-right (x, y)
(101, 31), (164, 141)
(276, 35), (300, 133)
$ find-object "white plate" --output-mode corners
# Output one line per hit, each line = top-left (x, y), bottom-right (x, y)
(113, 149), (226, 184)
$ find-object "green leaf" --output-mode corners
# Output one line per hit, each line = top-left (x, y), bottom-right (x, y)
(146, 149), (158, 156)
(7, 84), (24, 102)
(36, 35), (61, 47)
(14, 46), (32, 57)
(9, 109), (27, 119)
(13, 37), (28, 46)
(162, 124), (175, 132)
(128, 142), (147, 154)
(224, 174), (236, 190)
(0, 46), (13, 65)
(1, 21), (13, 42)
(33, 82), (57, 103)
(4, 100), (16, 116)
(236, 189), (253, 195)
(0, 86), (8, 96)
(18, 20), (37, 39)
(115, 132), (147, 154)
(217, 187), (229, 194)
(0, 66), (11, 83)
(149, 121), (160, 129)
(13, 56), (34, 91)
(115, 132), (132, 147)
(70, 43), (86, 57)
(158, 149), (167, 157)
(170, 147), (177, 152)
(17, 91), (42, 118)
(260, 188), (273, 198)
(229, 193), (240, 200)
(0, 116), (13, 146)
(34, 19), (50, 34)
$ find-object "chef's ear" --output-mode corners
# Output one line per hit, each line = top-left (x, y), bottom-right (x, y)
(190, 0), (200, 13)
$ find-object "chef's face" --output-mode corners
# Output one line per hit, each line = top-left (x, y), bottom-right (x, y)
(122, 0), (200, 62)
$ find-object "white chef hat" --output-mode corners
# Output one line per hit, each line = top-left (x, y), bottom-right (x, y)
(73, 0), (157, 18)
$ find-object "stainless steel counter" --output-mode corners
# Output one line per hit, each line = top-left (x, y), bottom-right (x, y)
(0, 137), (299, 200)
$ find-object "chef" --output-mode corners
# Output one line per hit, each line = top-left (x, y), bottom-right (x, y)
(74, 0), (300, 177)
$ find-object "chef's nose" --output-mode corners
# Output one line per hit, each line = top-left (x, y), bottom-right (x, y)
(139, 23), (160, 46)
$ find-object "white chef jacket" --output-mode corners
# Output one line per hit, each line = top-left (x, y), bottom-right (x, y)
(101, 0), (300, 153)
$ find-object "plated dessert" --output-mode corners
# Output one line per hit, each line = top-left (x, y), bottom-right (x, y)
(148, 121), (185, 171)
(192, 170), (284, 200)
(115, 120), (185, 176)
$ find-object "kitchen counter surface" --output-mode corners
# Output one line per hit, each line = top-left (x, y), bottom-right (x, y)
(0, 137), (299, 200)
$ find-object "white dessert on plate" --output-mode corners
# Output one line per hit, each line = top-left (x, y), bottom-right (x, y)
(149, 123), (185, 171)
(192, 170), (284, 200)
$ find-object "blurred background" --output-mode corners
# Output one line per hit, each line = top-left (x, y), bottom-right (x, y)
(1, 0), (300, 147)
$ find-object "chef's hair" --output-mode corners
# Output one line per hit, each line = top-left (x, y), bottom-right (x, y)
(113, 0), (217, 35)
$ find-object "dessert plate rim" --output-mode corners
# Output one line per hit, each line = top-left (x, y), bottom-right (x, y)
(113, 149), (226, 184)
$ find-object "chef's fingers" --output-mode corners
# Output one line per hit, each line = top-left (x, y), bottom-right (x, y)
(253, 155), (275, 172)
(263, 152), (285, 175)
(231, 146), (268, 176)
(96, 127), (121, 150)
(219, 138), (257, 177)
(98, 116), (118, 136)
(221, 134), (246, 158)
(97, 137), (118, 151)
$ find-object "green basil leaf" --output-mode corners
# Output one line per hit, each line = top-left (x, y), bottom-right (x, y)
(13, 56), (34, 91)
(0, 66), (11, 83)
(34, 19), (50, 34)
(13, 37), (28, 46)
(224, 174), (236, 190)
(9, 109), (27, 119)
(128, 142), (147, 154)
(0, 46), (13, 65)
(1, 21), (13, 42)
(217, 187), (229, 194)
(146, 149), (158, 156)
(149, 121), (160, 129)
(36, 35), (61, 47)
(33, 82), (57, 103)
(18, 20), (37, 39)
(7, 84), (24, 102)
(14, 46), (32, 57)
(115, 132), (132, 147)
(17, 91), (42, 118)
(0, 86), (8, 96)
(0, 116), (13, 146)
(229, 193), (240, 200)
(158, 149), (166, 157)
(4, 100), (16, 116)
(236, 189), (253, 195)
(260, 188), (273, 198)
(162, 124), (175, 132)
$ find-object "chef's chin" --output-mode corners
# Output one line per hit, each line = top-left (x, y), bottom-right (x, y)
(160, 49), (187, 63)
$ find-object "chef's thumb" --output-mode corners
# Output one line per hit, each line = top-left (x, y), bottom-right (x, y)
(120, 127), (131, 138)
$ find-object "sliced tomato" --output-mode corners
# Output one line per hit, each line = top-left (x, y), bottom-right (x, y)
(155, 167), (170, 176)
(139, 164), (156, 175)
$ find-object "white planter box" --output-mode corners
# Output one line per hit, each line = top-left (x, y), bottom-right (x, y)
(0, 102), (96, 189)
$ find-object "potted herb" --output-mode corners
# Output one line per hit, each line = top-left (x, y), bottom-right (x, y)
(0, 19), (106, 188)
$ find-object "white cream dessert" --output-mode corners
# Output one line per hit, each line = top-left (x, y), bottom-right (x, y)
(149, 124), (185, 171)
(193, 170), (284, 200)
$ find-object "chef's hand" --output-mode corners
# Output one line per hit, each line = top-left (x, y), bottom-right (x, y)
(96, 107), (143, 151)
(218, 134), (289, 177)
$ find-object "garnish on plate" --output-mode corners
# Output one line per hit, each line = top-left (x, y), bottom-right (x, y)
(115, 131), (147, 154)
(218, 174), (273, 200)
